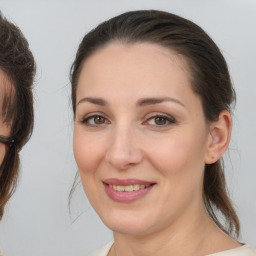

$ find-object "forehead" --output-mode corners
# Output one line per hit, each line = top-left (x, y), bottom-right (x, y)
(77, 42), (193, 96)
(83, 42), (190, 73)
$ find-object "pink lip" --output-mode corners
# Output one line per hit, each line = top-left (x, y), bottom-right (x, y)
(103, 178), (156, 203)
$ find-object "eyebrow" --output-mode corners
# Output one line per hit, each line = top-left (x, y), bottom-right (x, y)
(136, 97), (185, 107)
(77, 97), (108, 106)
(76, 96), (184, 107)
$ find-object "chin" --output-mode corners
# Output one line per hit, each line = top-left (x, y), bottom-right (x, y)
(99, 209), (157, 236)
(106, 221), (150, 235)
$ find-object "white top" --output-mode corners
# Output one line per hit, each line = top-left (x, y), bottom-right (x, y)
(90, 243), (256, 256)
(90, 242), (113, 256)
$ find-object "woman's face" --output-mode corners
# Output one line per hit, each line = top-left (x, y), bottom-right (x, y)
(73, 42), (213, 235)
(0, 69), (12, 164)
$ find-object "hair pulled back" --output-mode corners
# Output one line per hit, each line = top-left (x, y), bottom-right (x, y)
(70, 10), (239, 237)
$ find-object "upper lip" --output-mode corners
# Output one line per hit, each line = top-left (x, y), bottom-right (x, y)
(103, 178), (155, 186)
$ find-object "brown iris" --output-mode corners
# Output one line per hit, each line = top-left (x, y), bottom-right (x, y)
(94, 116), (105, 124)
(154, 117), (167, 125)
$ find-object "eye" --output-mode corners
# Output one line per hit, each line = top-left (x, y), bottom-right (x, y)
(145, 114), (175, 127)
(81, 114), (109, 126)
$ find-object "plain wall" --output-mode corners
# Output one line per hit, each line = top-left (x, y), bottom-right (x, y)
(0, 0), (255, 255)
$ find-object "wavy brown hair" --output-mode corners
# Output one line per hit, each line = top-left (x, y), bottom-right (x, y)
(0, 12), (35, 219)
(70, 10), (239, 237)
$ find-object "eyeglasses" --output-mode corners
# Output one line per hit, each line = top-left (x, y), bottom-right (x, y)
(0, 135), (16, 146)
(0, 135), (16, 170)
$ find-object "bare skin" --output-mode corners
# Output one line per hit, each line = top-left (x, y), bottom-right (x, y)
(0, 69), (12, 163)
(109, 211), (240, 256)
(74, 42), (241, 256)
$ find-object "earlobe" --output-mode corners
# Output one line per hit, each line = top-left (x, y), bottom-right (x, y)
(204, 110), (232, 164)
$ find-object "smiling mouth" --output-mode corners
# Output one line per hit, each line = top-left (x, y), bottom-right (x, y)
(108, 184), (152, 192)
(103, 182), (155, 203)
(103, 178), (156, 202)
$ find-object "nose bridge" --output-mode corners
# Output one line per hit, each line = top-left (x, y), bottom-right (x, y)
(105, 121), (143, 169)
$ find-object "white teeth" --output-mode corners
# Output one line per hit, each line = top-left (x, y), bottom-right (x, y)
(125, 185), (133, 192)
(117, 185), (125, 192)
(133, 184), (140, 191)
(109, 184), (150, 192)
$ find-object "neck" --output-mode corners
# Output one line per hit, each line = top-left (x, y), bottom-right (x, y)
(109, 204), (240, 256)
(110, 205), (217, 256)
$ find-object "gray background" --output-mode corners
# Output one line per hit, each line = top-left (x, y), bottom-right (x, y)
(0, 0), (255, 255)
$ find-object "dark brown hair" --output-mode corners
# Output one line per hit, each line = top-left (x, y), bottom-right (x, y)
(0, 13), (35, 219)
(70, 10), (239, 236)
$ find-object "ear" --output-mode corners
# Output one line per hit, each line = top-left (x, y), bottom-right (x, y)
(204, 110), (232, 164)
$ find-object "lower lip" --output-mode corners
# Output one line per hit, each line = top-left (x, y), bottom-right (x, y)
(103, 183), (155, 203)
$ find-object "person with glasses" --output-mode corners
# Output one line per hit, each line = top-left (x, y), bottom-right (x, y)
(0, 12), (35, 222)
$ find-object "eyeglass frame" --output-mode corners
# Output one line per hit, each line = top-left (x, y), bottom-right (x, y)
(0, 135), (16, 147)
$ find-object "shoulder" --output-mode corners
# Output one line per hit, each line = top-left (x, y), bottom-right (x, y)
(206, 245), (256, 256)
(90, 242), (113, 256)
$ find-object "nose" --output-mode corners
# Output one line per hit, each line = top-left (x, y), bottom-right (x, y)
(105, 126), (144, 170)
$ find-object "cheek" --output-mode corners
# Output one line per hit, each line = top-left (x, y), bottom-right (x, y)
(73, 131), (102, 175)
(0, 145), (7, 165)
(147, 131), (207, 180)
(147, 134), (207, 219)
(0, 122), (11, 166)
(73, 130), (105, 207)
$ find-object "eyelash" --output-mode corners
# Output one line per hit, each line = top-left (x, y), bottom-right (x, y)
(144, 114), (176, 127)
(81, 114), (109, 126)
(80, 113), (176, 128)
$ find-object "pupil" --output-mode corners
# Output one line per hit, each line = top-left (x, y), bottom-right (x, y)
(95, 116), (104, 124)
(155, 117), (166, 125)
